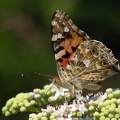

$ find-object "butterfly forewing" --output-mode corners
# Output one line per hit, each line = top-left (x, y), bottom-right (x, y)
(51, 10), (90, 68)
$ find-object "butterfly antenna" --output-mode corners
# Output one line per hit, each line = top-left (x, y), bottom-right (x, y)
(21, 72), (53, 78)
(35, 72), (54, 78)
(35, 72), (56, 86)
(21, 74), (32, 77)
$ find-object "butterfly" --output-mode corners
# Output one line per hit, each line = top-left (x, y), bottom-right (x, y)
(51, 10), (120, 94)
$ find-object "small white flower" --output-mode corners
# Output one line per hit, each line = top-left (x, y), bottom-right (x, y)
(78, 103), (87, 114)
(68, 100), (79, 111)
(41, 105), (53, 113)
(75, 91), (82, 100)
(96, 93), (107, 103)
(53, 87), (69, 100)
(58, 113), (72, 120)
(52, 107), (63, 117)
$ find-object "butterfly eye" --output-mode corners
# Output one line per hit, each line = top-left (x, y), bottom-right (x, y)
(101, 60), (108, 67)
(90, 48), (98, 56)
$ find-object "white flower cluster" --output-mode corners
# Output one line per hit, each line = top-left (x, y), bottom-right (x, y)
(2, 83), (120, 120)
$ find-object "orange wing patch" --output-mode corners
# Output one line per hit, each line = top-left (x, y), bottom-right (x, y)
(58, 32), (84, 68)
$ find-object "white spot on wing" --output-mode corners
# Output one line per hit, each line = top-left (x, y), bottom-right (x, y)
(66, 64), (72, 70)
(58, 33), (63, 39)
(52, 33), (63, 41)
(55, 49), (65, 60)
(64, 26), (69, 32)
(51, 20), (57, 26)
(83, 59), (91, 67)
(68, 19), (73, 25)
(52, 34), (58, 41)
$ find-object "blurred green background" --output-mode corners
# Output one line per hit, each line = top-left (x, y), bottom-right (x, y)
(0, 0), (120, 119)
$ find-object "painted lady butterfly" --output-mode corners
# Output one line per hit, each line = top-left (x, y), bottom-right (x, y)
(51, 10), (120, 93)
